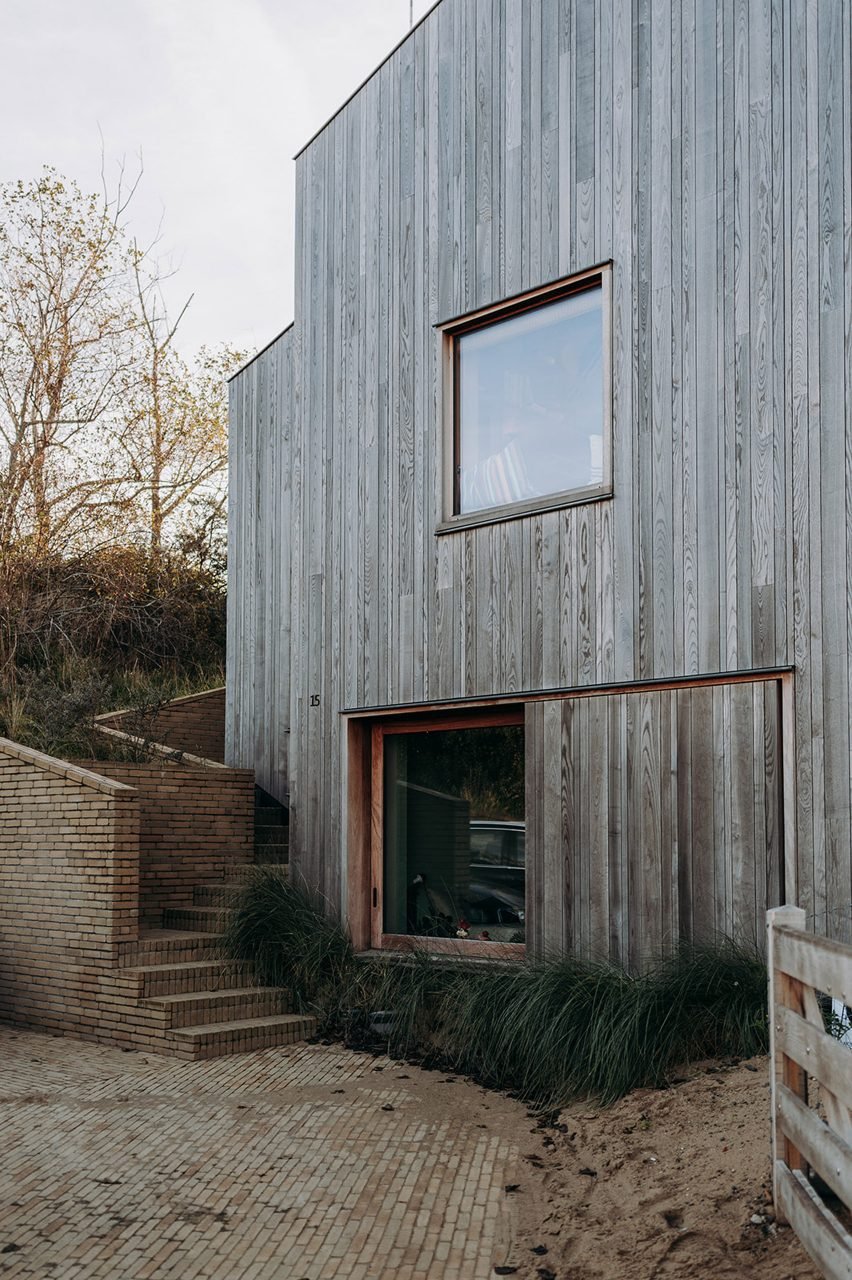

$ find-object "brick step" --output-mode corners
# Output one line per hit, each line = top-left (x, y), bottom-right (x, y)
(193, 883), (243, 907)
(220, 863), (289, 882)
(221, 865), (255, 883)
(255, 834), (288, 849)
(119, 930), (223, 966)
(255, 803), (288, 824)
(255, 845), (288, 860)
(168, 1013), (316, 1060)
(142, 986), (290, 1028)
(162, 906), (232, 933)
(128, 959), (252, 998)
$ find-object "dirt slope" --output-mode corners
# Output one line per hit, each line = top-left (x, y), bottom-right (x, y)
(505, 1058), (822, 1280)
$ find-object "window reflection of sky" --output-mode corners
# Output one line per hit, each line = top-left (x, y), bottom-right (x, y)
(458, 286), (603, 514)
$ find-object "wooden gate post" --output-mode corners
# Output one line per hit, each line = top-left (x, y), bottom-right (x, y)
(767, 904), (808, 1218)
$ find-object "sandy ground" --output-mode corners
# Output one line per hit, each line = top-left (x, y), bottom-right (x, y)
(0, 1027), (523, 1279)
(0, 1028), (828, 1279)
(501, 1057), (823, 1280)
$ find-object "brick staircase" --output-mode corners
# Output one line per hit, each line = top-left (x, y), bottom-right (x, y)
(114, 784), (305, 1060)
(0, 714), (309, 1060)
(116, 872), (316, 1060)
(104, 772), (306, 1059)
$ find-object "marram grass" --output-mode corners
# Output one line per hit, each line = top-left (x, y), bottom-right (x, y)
(222, 869), (769, 1109)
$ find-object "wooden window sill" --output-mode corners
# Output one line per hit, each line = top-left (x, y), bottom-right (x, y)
(436, 487), (613, 535)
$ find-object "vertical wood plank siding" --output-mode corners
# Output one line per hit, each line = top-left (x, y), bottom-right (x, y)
(226, 328), (293, 800)
(228, 0), (852, 947)
(525, 683), (783, 965)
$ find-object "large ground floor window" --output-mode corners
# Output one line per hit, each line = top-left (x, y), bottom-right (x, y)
(346, 673), (790, 963)
(365, 709), (525, 955)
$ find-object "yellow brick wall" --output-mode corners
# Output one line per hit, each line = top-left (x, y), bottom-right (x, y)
(97, 688), (226, 763)
(0, 744), (140, 1037)
(71, 761), (254, 922)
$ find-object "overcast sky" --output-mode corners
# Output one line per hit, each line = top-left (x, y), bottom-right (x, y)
(3, 0), (435, 359)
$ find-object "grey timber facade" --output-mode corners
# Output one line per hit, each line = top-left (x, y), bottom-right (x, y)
(227, 0), (852, 963)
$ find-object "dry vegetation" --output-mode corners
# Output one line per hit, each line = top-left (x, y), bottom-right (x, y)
(0, 166), (238, 755)
(0, 547), (225, 758)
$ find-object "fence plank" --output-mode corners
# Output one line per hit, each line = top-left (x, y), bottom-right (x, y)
(799, 981), (852, 1148)
(768, 905), (808, 1181)
(775, 927), (852, 1003)
(768, 914), (852, 1273)
(776, 1005), (852, 1115)
(774, 1163), (852, 1280)
(777, 1084), (852, 1211)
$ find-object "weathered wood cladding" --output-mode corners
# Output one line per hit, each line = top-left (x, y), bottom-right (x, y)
(226, 329), (293, 800)
(228, 0), (852, 947)
(526, 681), (784, 965)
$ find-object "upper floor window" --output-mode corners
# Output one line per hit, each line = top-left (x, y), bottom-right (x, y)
(441, 266), (611, 527)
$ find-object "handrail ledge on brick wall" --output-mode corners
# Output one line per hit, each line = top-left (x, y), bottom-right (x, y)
(94, 686), (225, 724)
(92, 687), (227, 768)
(0, 736), (136, 796)
(92, 723), (227, 769)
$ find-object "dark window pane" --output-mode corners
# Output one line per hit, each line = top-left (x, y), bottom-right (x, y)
(457, 284), (604, 514)
(383, 725), (525, 943)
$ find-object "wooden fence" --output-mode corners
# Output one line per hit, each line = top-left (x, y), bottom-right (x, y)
(767, 906), (852, 1279)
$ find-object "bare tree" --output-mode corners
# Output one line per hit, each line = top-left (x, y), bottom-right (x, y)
(0, 164), (243, 564)
(0, 166), (142, 555)
(119, 257), (242, 554)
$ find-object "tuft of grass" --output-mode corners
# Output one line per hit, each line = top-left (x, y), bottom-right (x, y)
(221, 868), (356, 1018)
(224, 870), (770, 1109)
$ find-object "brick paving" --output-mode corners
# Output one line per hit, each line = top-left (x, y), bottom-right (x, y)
(0, 1027), (524, 1279)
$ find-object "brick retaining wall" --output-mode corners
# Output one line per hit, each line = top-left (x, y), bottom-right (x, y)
(71, 760), (254, 922)
(0, 739), (139, 1038)
(1, 737), (257, 1050)
(96, 687), (226, 763)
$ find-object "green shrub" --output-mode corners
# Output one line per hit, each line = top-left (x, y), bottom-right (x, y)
(223, 870), (769, 1110)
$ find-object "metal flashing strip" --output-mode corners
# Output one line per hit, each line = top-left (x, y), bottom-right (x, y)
(293, 0), (445, 159)
(227, 323), (295, 383)
(340, 666), (795, 717)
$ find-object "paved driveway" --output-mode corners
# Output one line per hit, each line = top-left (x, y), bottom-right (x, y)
(0, 1027), (525, 1279)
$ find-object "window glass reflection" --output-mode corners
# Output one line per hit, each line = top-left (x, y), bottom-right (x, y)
(457, 285), (603, 514)
(383, 725), (525, 943)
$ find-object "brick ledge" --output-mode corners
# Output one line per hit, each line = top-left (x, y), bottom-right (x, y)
(0, 737), (136, 796)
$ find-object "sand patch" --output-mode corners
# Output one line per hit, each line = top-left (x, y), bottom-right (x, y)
(501, 1058), (823, 1280)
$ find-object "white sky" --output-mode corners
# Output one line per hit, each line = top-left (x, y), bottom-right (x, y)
(2, 0), (435, 359)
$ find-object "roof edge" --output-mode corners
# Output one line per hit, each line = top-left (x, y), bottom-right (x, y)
(227, 322), (294, 382)
(293, 0), (444, 160)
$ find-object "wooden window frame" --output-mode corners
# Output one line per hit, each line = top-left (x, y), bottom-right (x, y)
(347, 706), (526, 959)
(345, 668), (797, 960)
(437, 262), (614, 534)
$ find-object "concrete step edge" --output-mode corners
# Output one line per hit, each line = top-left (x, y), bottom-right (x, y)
(169, 1013), (315, 1040)
(142, 986), (283, 1008)
(125, 960), (242, 976)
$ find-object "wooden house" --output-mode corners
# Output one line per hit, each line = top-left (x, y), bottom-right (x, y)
(227, 0), (852, 966)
